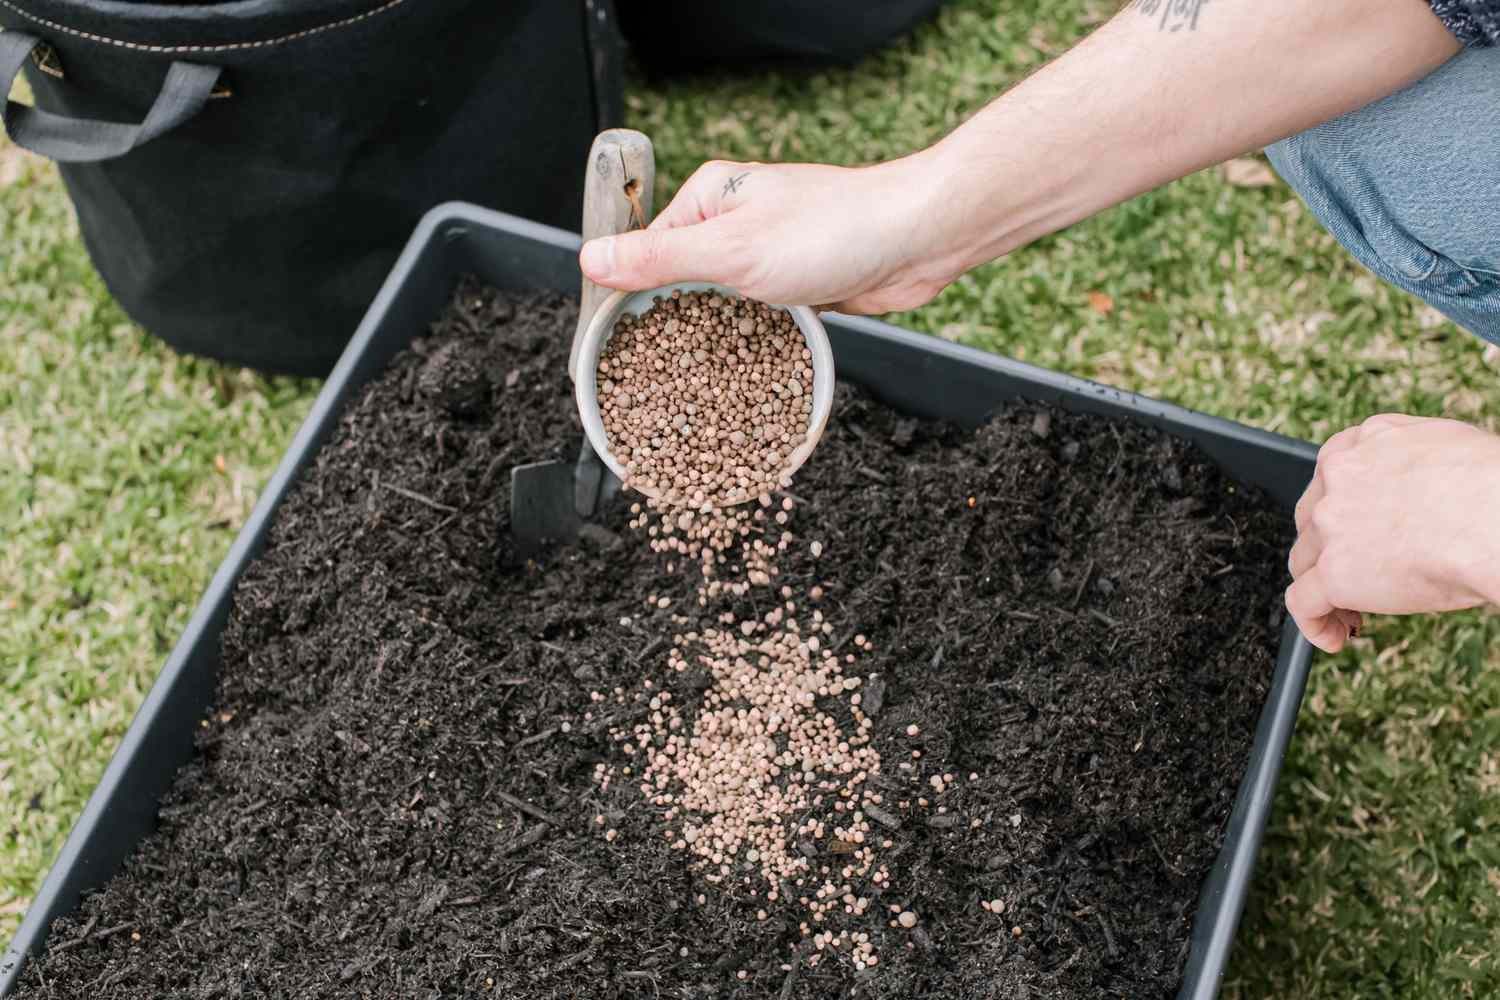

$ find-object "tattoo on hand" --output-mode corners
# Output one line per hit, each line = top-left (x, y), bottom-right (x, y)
(722, 172), (750, 197)
(1128, 0), (1211, 32)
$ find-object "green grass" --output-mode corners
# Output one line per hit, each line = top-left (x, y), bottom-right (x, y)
(4, 0), (1499, 994)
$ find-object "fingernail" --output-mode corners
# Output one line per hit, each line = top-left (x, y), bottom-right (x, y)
(581, 237), (615, 280)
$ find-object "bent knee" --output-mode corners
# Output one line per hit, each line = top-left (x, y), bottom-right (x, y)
(1268, 45), (1500, 281)
(1266, 46), (1500, 340)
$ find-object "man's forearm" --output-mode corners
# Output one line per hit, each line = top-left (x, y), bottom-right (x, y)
(902, 0), (1462, 281)
(1473, 516), (1500, 607)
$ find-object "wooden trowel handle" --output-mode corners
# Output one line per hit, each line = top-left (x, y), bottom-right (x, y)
(570, 128), (655, 381)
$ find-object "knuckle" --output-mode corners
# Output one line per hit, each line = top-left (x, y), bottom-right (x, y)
(1319, 427), (1355, 455)
(697, 159), (743, 185)
(1293, 488), (1313, 517)
(1319, 450), (1355, 483)
(682, 161), (733, 197)
(1309, 500), (1339, 535)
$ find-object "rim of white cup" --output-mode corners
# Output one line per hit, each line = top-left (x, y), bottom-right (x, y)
(574, 282), (835, 503)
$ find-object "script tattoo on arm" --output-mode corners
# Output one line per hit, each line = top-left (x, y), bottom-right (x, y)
(1127, 0), (1212, 32)
(722, 172), (750, 197)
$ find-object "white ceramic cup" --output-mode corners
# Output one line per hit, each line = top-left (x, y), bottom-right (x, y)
(573, 281), (836, 503)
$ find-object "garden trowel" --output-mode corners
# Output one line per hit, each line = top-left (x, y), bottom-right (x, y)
(509, 128), (654, 557)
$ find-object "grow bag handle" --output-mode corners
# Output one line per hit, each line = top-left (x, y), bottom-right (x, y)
(0, 31), (220, 164)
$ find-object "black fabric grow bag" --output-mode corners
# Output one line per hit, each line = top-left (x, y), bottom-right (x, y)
(0, 0), (621, 376)
(618, 0), (947, 76)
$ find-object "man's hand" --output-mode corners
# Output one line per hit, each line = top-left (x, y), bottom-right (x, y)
(578, 157), (955, 314)
(1286, 415), (1500, 653)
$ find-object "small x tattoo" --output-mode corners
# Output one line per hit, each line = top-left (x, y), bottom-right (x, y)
(722, 172), (750, 197)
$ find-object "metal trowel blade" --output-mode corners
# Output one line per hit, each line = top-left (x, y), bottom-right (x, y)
(510, 460), (583, 558)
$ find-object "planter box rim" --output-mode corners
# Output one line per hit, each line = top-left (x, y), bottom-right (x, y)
(2, 201), (1316, 1000)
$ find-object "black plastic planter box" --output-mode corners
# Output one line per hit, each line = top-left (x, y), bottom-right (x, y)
(2, 203), (1317, 999)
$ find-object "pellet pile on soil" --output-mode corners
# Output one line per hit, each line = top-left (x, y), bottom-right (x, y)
(10, 278), (1294, 1000)
(595, 290), (897, 970)
(601, 604), (895, 974)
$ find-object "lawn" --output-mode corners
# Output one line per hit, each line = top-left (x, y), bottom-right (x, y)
(4, 0), (1499, 996)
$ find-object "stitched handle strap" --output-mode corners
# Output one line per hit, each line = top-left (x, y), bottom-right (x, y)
(1, 30), (219, 163)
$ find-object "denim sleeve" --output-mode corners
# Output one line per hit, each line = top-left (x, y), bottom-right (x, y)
(1429, 0), (1500, 45)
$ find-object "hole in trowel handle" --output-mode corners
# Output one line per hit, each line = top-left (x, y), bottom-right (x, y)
(623, 177), (646, 231)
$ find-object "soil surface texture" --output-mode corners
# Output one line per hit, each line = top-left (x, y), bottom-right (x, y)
(12, 278), (1294, 1000)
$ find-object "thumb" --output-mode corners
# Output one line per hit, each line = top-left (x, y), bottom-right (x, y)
(579, 223), (738, 292)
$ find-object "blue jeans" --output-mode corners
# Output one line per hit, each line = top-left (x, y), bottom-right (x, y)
(1266, 45), (1500, 345)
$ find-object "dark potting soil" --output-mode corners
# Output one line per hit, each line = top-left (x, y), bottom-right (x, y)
(12, 279), (1294, 1000)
